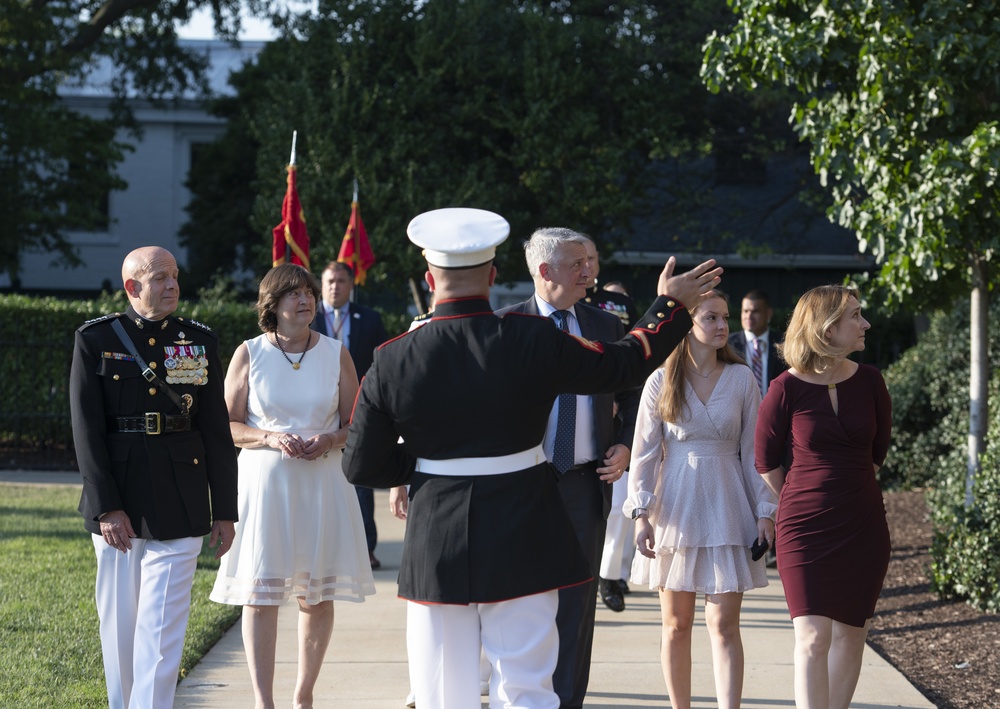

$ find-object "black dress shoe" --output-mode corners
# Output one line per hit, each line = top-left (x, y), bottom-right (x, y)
(599, 578), (625, 612)
(369, 552), (381, 569)
(616, 579), (631, 595)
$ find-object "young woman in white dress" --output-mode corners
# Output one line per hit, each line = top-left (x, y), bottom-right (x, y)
(211, 264), (375, 709)
(624, 290), (776, 709)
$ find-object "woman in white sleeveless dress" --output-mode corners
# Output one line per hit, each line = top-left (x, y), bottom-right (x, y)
(211, 264), (375, 709)
(624, 290), (776, 709)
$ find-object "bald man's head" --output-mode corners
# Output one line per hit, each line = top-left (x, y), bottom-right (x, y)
(424, 261), (496, 299)
(122, 246), (179, 320)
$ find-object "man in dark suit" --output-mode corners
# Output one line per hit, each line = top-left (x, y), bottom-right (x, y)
(70, 246), (238, 708)
(311, 260), (388, 567)
(496, 227), (640, 709)
(728, 288), (786, 398)
(728, 288), (786, 567)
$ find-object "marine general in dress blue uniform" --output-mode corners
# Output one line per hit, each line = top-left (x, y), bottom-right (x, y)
(70, 246), (238, 709)
(343, 208), (724, 709)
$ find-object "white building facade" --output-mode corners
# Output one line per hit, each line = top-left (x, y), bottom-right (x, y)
(6, 41), (263, 292)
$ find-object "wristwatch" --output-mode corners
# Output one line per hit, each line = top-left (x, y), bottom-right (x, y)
(630, 507), (648, 520)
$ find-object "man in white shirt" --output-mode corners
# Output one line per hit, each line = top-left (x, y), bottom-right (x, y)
(496, 228), (639, 709)
(311, 260), (388, 567)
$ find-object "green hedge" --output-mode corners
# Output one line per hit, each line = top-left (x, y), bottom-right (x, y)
(879, 299), (1000, 490)
(880, 297), (1000, 613)
(0, 294), (259, 468)
(928, 378), (1000, 613)
(0, 292), (414, 469)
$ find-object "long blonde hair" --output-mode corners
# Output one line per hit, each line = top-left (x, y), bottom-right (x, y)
(657, 290), (743, 423)
(778, 284), (859, 373)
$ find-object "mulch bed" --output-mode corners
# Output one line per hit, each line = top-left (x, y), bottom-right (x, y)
(869, 490), (1000, 708)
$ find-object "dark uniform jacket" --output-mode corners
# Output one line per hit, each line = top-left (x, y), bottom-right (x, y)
(495, 299), (640, 518)
(581, 285), (637, 330)
(343, 294), (692, 604)
(70, 306), (238, 540)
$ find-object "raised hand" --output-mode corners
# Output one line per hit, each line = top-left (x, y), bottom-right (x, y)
(656, 256), (723, 310)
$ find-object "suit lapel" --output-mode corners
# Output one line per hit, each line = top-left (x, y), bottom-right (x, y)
(347, 303), (361, 358)
(574, 303), (597, 339)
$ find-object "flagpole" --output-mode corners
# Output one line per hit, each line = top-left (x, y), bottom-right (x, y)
(337, 176), (374, 288)
(272, 130), (310, 270)
(351, 177), (359, 303)
(286, 131), (297, 263)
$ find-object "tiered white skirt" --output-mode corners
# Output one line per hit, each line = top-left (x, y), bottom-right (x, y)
(211, 448), (375, 606)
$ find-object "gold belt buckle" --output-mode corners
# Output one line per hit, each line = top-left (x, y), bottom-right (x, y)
(144, 412), (163, 435)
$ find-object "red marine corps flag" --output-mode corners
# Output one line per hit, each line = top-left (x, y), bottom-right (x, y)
(337, 180), (376, 285)
(272, 131), (310, 269)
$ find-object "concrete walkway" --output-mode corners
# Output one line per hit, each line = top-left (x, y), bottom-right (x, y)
(4, 471), (935, 708)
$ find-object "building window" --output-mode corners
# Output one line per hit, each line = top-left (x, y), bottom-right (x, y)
(65, 160), (111, 232)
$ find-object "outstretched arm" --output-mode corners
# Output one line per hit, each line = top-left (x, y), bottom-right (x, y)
(656, 256), (723, 309)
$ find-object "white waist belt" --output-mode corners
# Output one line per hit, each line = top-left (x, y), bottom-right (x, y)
(415, 444), (546, 477)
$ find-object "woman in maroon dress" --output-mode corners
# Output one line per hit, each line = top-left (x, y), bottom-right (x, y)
(755, 285), (891, 709)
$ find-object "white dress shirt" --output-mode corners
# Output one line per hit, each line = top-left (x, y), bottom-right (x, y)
(534, 295), (598, 465)
(323, 303), (351, 350)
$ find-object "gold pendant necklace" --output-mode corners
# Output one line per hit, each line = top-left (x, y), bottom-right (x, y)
(274, 332), (308, 370)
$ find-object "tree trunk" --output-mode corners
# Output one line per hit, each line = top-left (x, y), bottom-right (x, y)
(965, 255), (990, 508)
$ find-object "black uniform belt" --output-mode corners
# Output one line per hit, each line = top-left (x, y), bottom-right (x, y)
(565, 460), (599, 472)
(111, 413), (191, 435)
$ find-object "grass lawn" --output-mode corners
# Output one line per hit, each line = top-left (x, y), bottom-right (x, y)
(0, 484), (241, 708)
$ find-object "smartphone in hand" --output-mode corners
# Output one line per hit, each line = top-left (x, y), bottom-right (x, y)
(750, 538), (770, 561)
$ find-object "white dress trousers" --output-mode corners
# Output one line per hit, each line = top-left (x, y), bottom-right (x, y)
(92, 534), (202, 709)
(407, 590), (560, 709)
(599, 470), (634, 579)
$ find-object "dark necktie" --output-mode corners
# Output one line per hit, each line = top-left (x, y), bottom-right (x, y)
(751, 337), (765, 396)
(551, 310), (576, 473)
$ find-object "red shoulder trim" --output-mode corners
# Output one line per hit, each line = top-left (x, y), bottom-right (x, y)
(435, 296), (485, 305)
(429, 312), (493, 321)
(377, 329), (417, 350)
(349, 374), (365, 423)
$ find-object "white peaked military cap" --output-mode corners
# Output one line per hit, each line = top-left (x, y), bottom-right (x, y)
(407, 208), (510, 268)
